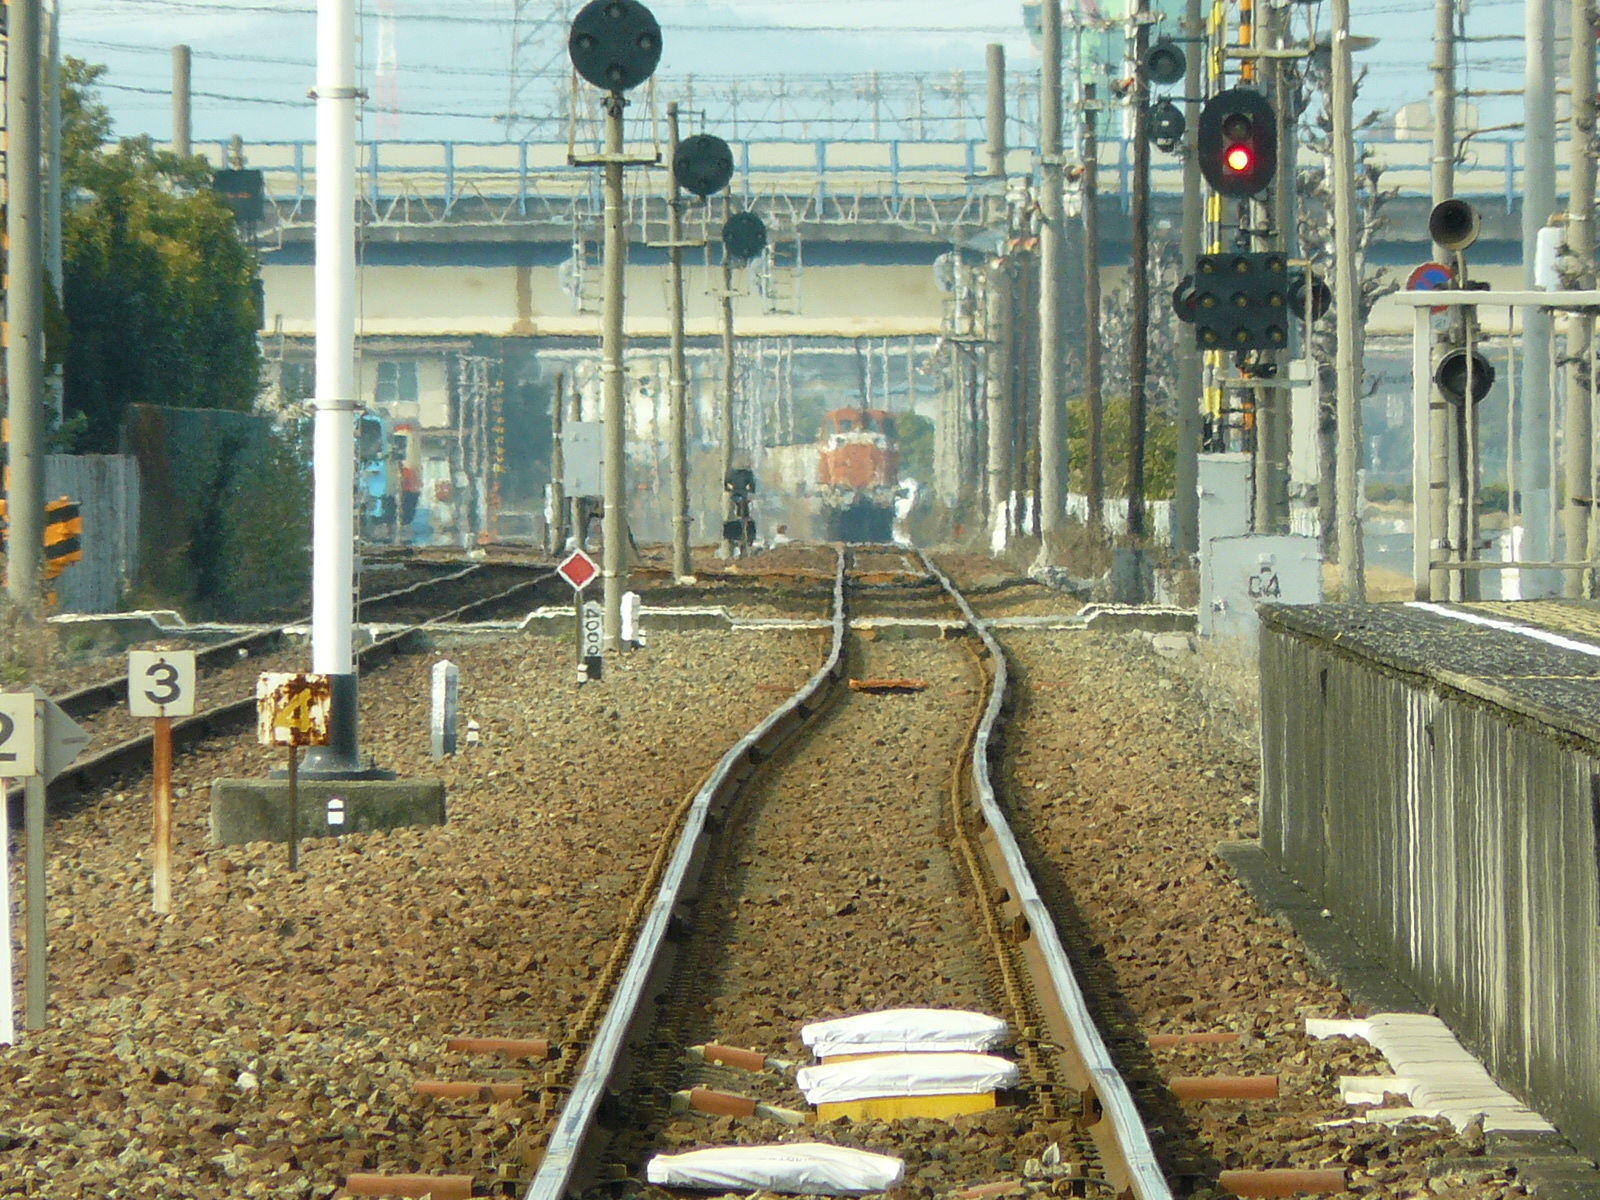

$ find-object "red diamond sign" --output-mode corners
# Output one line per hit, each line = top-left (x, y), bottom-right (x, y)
(557, 549), (599, 591)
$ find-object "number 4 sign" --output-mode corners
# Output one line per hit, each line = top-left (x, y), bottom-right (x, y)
(129, 651), (197, 718)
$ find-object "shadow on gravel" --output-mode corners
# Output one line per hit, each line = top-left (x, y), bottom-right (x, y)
(990, 647), (1220, 1194)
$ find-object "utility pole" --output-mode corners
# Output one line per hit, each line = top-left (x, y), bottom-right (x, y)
(1263, 1), (1294, 533)
(1428, 0), (1454, 599)
(7, 0), (46, 608)
(666, 103), (692, 579)
(549, 372), (566, 555)
(1082, 81), (1105, 532)
(172, 44), (192, 158)
(1037, 0), (1066, 542)
(1173, 0), (1203, 556)
(1520, 0), (1557, 597)
(720, 254), (736, 554)
(305, 0), (364, 772)
(44, 0), (62, 423)
(1126, 0), (1151, 539)
(1331, 0), (1365, 601)
(599, 91), (628, 651)
(984, 45), (1012, 530)
(1565, 0), (1596, 595)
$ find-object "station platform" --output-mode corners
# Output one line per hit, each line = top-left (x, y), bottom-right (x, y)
(1256, 599), (1600, 1173)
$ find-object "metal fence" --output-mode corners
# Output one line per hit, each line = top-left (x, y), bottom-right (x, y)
(1259, 610), (1600, 1162)
(44, 454), (140, 614)
(194, 135), (1549, 231)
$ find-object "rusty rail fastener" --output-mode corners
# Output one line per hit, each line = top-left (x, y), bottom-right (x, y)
(848, 678), (929, 693)
(1218, 1169), (1348, 1197)
(445, 1036), (552, 1059)
(685, 1043), (795, 1073)
(414, 1080), (525, 1101)
(671, 1088), (808, 1126)
(1147, 1031), (1242, 1048)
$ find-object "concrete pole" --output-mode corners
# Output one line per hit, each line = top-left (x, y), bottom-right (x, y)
(1565, 0), (1596, 594)
(1428, 0), (1455, 599)
(666, 103), (692, 579)
(985, 44), (1007, 180)
(1520, 0), (1558, 596)
(172, 44), (192, 158)
(985, 262), (1013, 523)
(1037, 0), (1066, 541)
(7, 0), (45, 608)
(1083, 83), (1105, 532)
(45, 2), (61, 293)
(306, 0), (362, 772)
(1173, 0), (1203, 556)
(600, 93), (628, 652)
(1126, 2), (1151, 540)
(1331, 0), (1366, 601)
(720, 256), (736, 551)
(1262, 1), (1294, 533)
(549, 372), (566, 555)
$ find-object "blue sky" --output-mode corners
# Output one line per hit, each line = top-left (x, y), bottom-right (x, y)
(59, 0), (1529, 146)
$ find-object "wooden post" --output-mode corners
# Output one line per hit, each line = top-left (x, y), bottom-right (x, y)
(152, 715), (173, 913)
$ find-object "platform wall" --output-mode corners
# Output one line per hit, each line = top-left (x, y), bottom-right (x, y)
(1259, 621), (1600, 1159)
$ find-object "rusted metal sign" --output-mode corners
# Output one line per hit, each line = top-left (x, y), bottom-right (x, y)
(256, 672), (332, 747)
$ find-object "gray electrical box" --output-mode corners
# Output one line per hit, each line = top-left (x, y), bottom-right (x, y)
(1200, 534), (1322, 641)
(563, 421), (603, 497)
(1198, 453), (1252, 549)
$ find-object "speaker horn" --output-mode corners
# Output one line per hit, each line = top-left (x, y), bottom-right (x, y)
(1428, 198), (1480, 253)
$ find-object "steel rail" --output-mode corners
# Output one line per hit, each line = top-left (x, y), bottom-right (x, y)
(12, 569), (557, 818)
(523, 547), (848, 1200)
(920, 550), (1173, 1200)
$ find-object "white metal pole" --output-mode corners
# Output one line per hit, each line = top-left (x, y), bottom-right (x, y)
(310, 0), (361, 770)
(7, 0), (45, 608)
(1038, 0), (1065, 539)
(1331, 0), (1366, 601)
(1412, 304), (1433, 597)
(600, 94), (628, 652)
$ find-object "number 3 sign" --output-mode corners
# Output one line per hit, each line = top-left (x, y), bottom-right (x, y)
(128, 651), (198, 718)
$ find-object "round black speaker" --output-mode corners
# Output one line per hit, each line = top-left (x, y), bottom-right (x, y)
(568, 0), (662, 93)
(1428, 198), (1480, 253)
(722, 211), (768, 261)
(1148, 98), (1185, 149)
(675, 133), (735, 198)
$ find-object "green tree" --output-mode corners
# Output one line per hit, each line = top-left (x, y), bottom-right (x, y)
(1068, 395), (1177, 500)
(60, 58), (261, 452)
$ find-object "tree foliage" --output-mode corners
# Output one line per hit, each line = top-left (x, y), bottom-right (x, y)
(59, 59), (261, 452)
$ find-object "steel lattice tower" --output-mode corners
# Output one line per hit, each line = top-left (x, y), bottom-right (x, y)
(505, 0), (574, 140)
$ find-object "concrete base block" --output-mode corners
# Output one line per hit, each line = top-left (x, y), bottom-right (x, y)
(210, 777), (447, 845)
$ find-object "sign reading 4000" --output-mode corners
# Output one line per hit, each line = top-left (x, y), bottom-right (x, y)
(256, 672), (332, 747)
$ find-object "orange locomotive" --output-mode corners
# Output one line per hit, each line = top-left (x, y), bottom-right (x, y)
(817, 407), (898, 542)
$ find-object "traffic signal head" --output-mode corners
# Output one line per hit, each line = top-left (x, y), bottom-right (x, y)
(674, 133), (734, 198)
(1288, 274), (1332, 322)
(1428, 198), (1480, 252)
(1145, 38), (1187, 86)
(1191, 251), (1288, 351)
(1148, 99), (1185, 152)
(1435, 348), (1495, 404)
(568, 0), (662, 93)
(722, 211), (768, 262)
(1198, 88), (1277, 198)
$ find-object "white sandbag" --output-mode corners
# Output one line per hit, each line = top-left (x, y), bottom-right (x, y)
(796, 1052), (1020, 1105)
(645, 1143), (905, 1195)
(801, 1008), (1008, 1057)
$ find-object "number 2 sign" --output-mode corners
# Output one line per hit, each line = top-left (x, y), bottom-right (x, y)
(128, 650), (198, 718)
(0, 695), (37, 778)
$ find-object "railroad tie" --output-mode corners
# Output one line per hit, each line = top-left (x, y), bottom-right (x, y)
(1168, 1075), (1280, 1101)
(444, 1036), (553, 1060)
(1147, 1030), (1242, 1048)
(1218, 1168), (1348, 1197)
(413, 1079), (524, 1102)
(342, 1173), (475, 1199)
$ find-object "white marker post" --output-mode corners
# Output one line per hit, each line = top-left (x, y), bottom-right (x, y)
(431, 660), (459, 759)
(128, 650), (197, 914)
(0, 693), (39, 1045)
(0, 688), (88, 1033)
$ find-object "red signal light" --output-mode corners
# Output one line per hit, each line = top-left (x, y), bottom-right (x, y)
(1225, 145), (1252, 173)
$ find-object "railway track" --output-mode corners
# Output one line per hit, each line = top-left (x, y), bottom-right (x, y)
(357, 548), (1169, 1200)
(15, 563), (558, 816)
